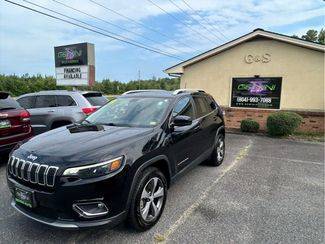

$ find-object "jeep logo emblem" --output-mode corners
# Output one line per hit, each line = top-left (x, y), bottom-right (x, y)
(27, 154), (37, 161)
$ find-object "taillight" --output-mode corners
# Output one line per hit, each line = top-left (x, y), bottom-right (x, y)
(82, 107), (97, 115)
(20, 110), (30, 121)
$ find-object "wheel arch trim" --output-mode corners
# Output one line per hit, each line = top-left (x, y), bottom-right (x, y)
(126, 155), (171, 209)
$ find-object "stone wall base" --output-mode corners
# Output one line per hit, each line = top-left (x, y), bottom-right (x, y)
(222, 107), (324, 133)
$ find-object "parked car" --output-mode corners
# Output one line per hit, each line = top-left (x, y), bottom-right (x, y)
(0, 92), (33, 156)
(7, 89), (225, 231)
(17, 90), (108, 134)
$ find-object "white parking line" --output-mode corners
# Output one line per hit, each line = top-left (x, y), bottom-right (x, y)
(155, 140), (253, 243)
(248, 155), (324, 166)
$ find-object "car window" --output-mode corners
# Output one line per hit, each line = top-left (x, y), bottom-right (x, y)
(172, 97), (195, 119)
(56, 95), (76, 107)
(204, 96), (217, 112)
(34, 95), (56, 108)
(0, 93), (21, 110)
(83, 93), (108, 106)
(193, 96), (210, 118)
(17, 96), (36, 109)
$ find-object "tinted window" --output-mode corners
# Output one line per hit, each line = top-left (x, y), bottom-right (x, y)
(17, 96), (36, 109)
(83, 93), (108, 106)
(56, 95), (76, 106)
(34, 95), (56, 108)
(0, 94), (21, 110)
(172, 97), (195, 119)
(193, 96), (210, 118)
(204, 96), (217, 112)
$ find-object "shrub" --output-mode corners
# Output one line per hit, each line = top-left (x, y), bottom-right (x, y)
(240, 119), (260, 133)
(267, 112), (303, 136)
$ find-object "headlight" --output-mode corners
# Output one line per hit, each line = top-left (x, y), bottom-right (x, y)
(62, 156), (124, 179)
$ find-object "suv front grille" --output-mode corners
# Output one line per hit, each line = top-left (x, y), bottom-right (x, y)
(8, 156), (58, 187)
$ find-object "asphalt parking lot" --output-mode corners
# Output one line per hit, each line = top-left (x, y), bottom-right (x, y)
(0, 133), (324, 243)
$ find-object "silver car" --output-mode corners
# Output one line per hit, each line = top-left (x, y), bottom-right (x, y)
(17, 90), (108, 135)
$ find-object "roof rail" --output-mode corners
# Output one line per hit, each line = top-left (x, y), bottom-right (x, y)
(122, 89), (170, 95)
(173, 89), (206, 95)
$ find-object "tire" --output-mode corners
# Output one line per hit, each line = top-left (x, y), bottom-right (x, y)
(208, 133), (225, 166)
(127, 167), (167, 231)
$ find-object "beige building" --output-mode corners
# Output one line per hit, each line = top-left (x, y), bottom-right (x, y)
(165, 29), (325, 132)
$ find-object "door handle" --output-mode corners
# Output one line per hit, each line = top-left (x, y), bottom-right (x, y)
(47, 110), (55, 112)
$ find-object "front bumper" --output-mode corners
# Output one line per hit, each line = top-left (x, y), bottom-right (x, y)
(7, 167), (130, 229)
(11, 200), (127, 229)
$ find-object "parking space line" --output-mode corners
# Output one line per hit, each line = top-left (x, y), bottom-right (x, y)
(248, 155), (324, 166)
(155, 140), (253, 243)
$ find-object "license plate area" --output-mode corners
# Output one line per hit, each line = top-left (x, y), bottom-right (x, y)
(0, 119), (11, 129)
(15, 187), (35, 208)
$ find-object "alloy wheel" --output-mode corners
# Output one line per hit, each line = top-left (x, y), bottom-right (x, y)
(140, 177), (164, 222)
(216, 136), (225, 162)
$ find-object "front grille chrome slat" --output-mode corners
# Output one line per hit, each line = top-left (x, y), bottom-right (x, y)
(8, 156), (58, 188)
(8, 157), (13, 174)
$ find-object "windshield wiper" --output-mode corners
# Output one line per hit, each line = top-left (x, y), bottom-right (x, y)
(82, 119), (95, 125)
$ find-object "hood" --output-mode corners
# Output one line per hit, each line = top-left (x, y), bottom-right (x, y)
(15, 124), (153, 165)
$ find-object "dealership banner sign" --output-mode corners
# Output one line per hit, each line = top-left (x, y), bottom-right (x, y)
(54, 43), (95, 86)
(231, 77), (282, 109)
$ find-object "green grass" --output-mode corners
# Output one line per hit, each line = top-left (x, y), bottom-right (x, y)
(290, 131), (325, 142)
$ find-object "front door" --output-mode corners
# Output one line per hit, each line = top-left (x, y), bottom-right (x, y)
(169, 96), (199, 172)
(28, 95), (57, 134)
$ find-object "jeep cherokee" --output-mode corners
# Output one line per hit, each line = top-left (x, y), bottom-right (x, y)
(7, 89), (225, 231)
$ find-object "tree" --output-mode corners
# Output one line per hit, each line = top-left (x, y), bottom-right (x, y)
(318, 28), (325, 44)
(0, 74), (180, 96)
(301, 29), (318, 42)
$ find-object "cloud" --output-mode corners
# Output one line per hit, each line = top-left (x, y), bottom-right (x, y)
(0, 0), (323, 81)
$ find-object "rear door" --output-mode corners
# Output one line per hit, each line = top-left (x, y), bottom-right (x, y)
(55, 95), (78, 124)
(192, 95), (216, 153)
(27, 95), (57, 134)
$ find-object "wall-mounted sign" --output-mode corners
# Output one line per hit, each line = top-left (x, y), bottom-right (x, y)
(54, 42), (95, 86)
(231, 77), (282, 109)
(244, 53), (271, 64)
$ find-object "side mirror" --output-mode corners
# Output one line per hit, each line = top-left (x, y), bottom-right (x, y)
(172, 115), (192, 127)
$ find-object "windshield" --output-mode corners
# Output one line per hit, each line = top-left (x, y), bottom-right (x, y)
(85, 97), (171, 127)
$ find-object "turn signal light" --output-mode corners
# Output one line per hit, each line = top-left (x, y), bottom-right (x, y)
(82, 107), (97, 115)
(110, 159), (122, 172)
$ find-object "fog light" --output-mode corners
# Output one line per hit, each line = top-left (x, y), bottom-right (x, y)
(73, 201), (108, 218)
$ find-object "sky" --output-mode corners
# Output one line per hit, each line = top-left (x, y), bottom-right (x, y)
(0, 0), (324, 82)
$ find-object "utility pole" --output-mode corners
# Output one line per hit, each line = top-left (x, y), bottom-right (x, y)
(138, 69), (141, 90)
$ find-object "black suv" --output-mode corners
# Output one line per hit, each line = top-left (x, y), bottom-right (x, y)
(7, 89), (225, 231)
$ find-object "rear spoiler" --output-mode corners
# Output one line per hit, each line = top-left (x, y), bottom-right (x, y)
(0, 92), (9, 99)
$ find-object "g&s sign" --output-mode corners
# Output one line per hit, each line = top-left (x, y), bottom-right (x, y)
(244, 53), (271, 64)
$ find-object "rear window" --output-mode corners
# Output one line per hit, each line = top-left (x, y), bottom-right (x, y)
(34, 95), (56, 108)
(83, 93), (108, 106)
(204, 96), (217, 112)
(193, 96), (210, 118)
(0, 93), (21, 110)
(17, 96), (36, 109)
(56, 95), (76, 107)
